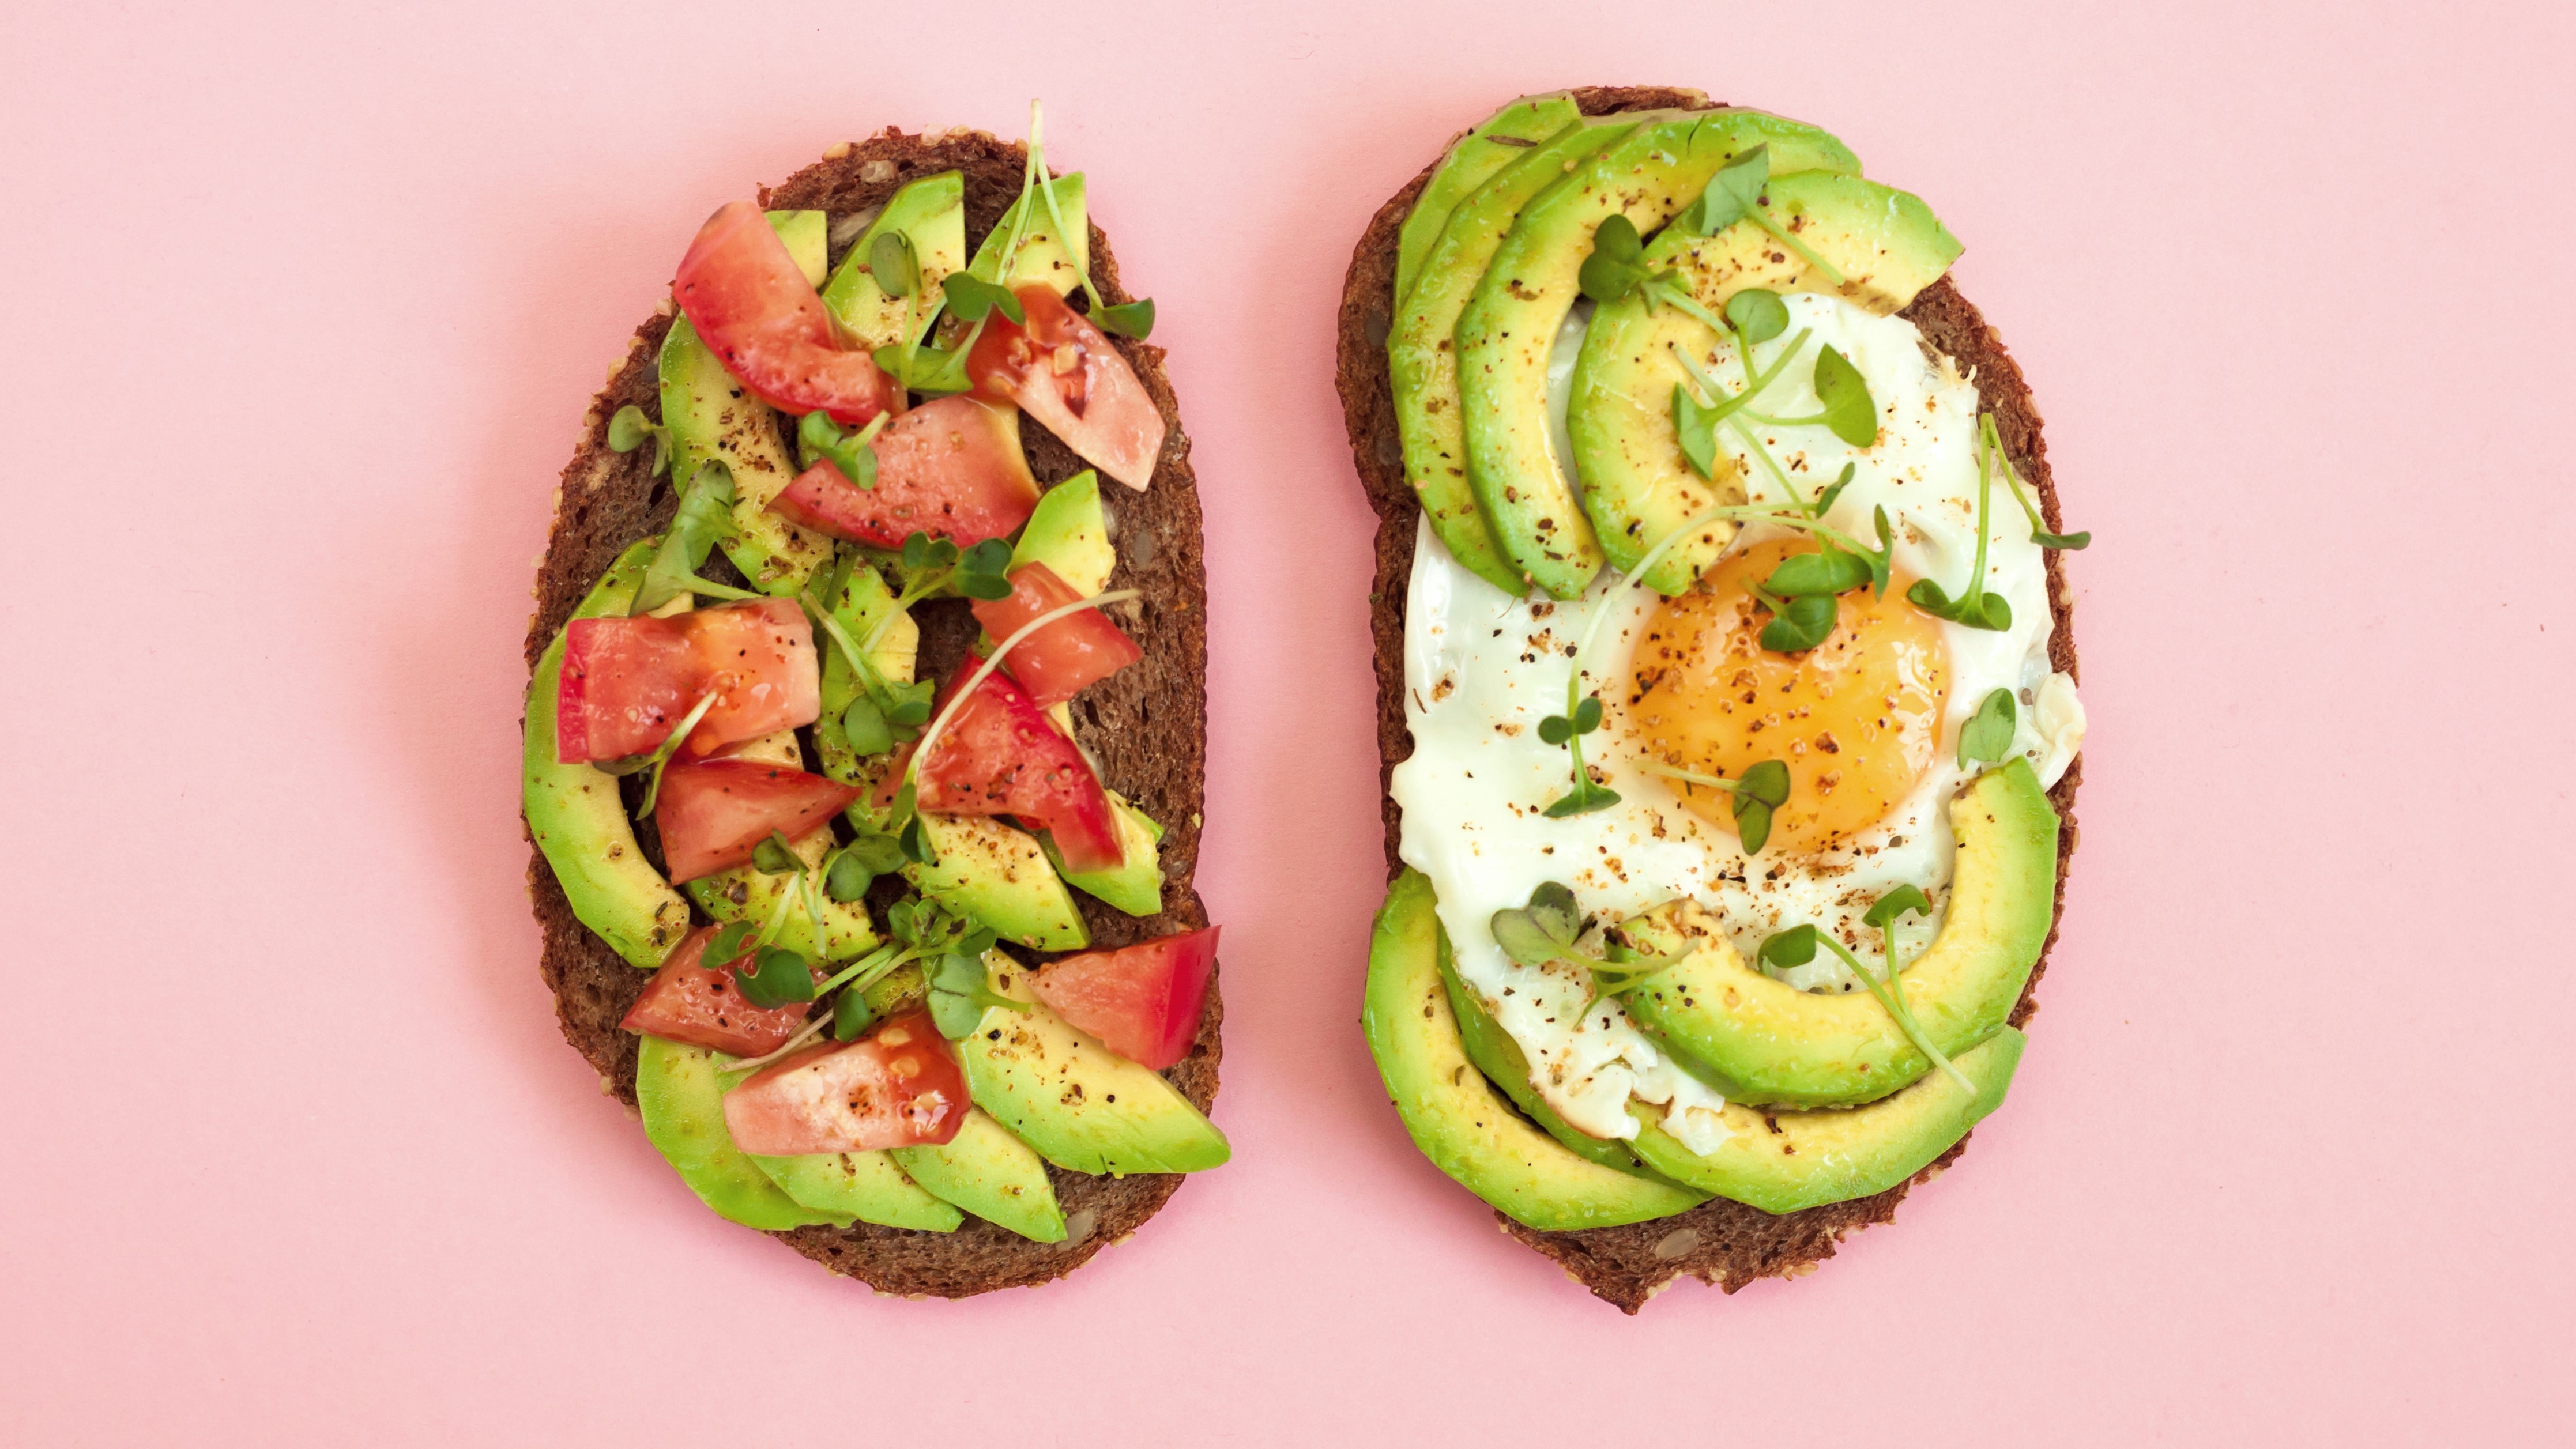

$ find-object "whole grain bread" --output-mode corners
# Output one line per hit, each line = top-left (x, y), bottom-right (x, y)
(523, 127), (1220, 1298)
(1334, 87), (2084, 1312)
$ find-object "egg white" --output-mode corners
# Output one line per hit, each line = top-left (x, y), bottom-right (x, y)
(1391, 292), (2082, 1150)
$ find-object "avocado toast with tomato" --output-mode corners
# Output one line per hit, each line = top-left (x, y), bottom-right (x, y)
(524, 112), (1226, 1297)
(1336, 88), (2087, 1311)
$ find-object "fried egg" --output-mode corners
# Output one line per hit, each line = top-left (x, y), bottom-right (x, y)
(1391, 291), (2083, 1150)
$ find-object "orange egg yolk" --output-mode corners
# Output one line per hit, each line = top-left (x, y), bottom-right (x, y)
(1622, 537), (1949, 855)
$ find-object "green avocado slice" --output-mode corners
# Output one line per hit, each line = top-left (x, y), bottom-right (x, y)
(523, 539), (692, 969)
(1012, 470), (1114, 597)
(1454, 111), (1861, 599)
(890, 1106), (1068, 1243)
(820, 173), (966, 350)
(1569, 171), (1962, 593)
(1437, 949), (1667, 1179)
(767, 210), (828, 287)
(749, 1149), (962, 1232)
(1362, 869), (1706, 1232)
(659, 314), (828, 597)
(1627, 760), (2060, 1108)
(955, 955), (1228, 1176)
(906, 814), (1089, 952)
(1394, 92), (1584, 310)
(1389, 116), (1634, 595)
(1041, 793), (1164, 917)
(636, 1036), (851, 1231)
(1624, 1027), (2025, 1215)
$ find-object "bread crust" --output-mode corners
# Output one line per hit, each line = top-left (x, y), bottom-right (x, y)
(523, 127), (1220, 1298)
(1334, 87), (2083, 1312)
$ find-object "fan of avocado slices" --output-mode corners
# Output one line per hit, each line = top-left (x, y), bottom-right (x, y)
(524, 115), (1226, 1249)
(1366, 91), (2088, 1255)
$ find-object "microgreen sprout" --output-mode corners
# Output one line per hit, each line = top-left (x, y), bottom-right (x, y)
(799, 409), (889, 490)
(623, 690), (718, 818)
(1489, 883), (1688, 1013)
(869, 100), (1063, 397)
(1632, 757), (1790, 853)
(630, 462), (764, 616)
(1757, 894), (1974, 1095)
(1671, 146), (1845, 285)
(1980, 413), (2089, 550)
(1905, 416), (2014, 631)
(1093, 297), (1155, 339)
(1578, 214), (1727, 332)
(1957, 687), (2017, 769)
(605, 404), (672, 476)
(939, 271), (1025, 326)
(735, 945), (819, 1009)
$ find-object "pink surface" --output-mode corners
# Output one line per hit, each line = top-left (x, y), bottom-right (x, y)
(3, 1), (2570, 1442)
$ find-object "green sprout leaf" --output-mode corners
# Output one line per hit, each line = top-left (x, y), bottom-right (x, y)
(824, 849), (873, 903)
(925, 948), (1025, 1040)
(1093, 298), (1155, 339)
(1723, 288), (1790, 346)
(869, 230), (920, 300)
(800, 409), (882, 489)
(940, 271), (1025, 326)
(735, 946), (817, 1009)
(1811, 345), (1878, 448)
(1578, 214), (1653, 305)
(628, 690), (720, 820)
(1678, 146), (1771, 237)
(751, 829), (804, 877)
(605, 405), (672, 477)
(898, 814), (937, 867)
(1735, 759), (1791, 808)
(1757, 590), (1837, 654)
(1492, 883), (1584, 967)
(1757, 923), (1818, 971)
(956, 537), (1016, 602)
(1959, 687), (2018, 769)
(886, 684), (934, 731)
(705, 919), (759, 967)
(1905, 418), (2013, 631)
(1542, 779), (1622, 818)
(831, 988), (875, 1041)
(840, 695), (895, 756)
(1763, 548), (1873, 598)
(1672, 383), (1723, 480)
(1982, 413), (2090, 550)
(1732, 798), (1775, 854)
(1863, 885), (1934, 930)
(631, 463), (760, 616)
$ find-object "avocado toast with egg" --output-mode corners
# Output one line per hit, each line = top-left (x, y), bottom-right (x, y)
(525, 115), (1226, 1297)
(1336, 87), (2086, 1311)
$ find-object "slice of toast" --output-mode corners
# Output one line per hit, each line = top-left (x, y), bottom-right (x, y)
(523, 127), (1220, 1297)
(1334, 86), (2084, 1312)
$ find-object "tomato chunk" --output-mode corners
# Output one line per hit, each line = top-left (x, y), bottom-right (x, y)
(720, 1010), (967, 1154)
(673, 200), (894, 425)
(882, 666), (1122, 873)
(655, 759), (857, 883)
(767, 395), (1041, 549)
(1034, 927), (1219, 1070)
(558, 599), (820, 764)
(967, 561), (1141, 707)
(620, 925), (815, 1057)
(965, 285), (1166, 490)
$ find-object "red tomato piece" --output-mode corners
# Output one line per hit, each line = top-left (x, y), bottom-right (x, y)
(673, 200), (894, 425)
(1033, 927), (1219, 1070)
(655, 759), (857, 883)
(964, 285), (1166, 490)
(880, 667), (1123, 873)
(619, 925), (815, 1057)
(720, 1010), (967, 1154)
(966, 560), (1141, 707)
(556, 599), (820, 764)
(767, 395), (1041, 549)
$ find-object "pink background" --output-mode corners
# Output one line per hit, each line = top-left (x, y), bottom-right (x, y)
(5, 1), (2570, 1442)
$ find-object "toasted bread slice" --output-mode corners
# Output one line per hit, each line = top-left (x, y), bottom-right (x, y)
(1334, 86), (2083, 1312)
(524, 127), (1219, 1297)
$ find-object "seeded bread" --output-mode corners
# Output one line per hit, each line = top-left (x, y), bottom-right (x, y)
(1334, 86), (2082, 1312)
(523, 127), (1220, 1298)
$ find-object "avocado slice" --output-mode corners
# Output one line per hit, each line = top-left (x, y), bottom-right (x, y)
(660, 315), (829, 596)
(1011, 470), (1115, 596)
(749, 1149), (963, 1232)
(683, 728), (879, 960)
(1454, 111), (1862, 599)
(907, 814), (1089, 951)
(1362, 869), (1707, 1231)
(1389, 117), (1633, 595)
(1394, 92), (1583, 309)
(890, 1106), (1068, 1242)
(1437, 948), (1667, 1180)
(955, 954), (1229, 1176)
(1569, 171), (1961, 592)
(636, 1036), (851, 1230)
(1624, 1027), (2025, 1215)
(524, 539), (693, 969)
(1627, 760), (2060, 1108)
(967, 172), (1089, 296)
(1041, 792), (1164, 916)
(819, 173), (966, 349)
(767, 209), (828, 288)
